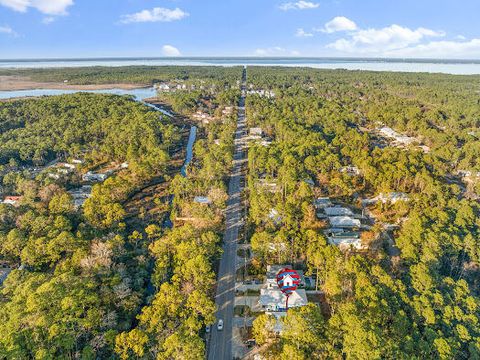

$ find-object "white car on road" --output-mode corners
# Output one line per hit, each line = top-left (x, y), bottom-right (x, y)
(217, 319), (224, 331)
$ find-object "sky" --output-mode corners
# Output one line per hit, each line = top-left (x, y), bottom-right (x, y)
(0, 0), (480, 59)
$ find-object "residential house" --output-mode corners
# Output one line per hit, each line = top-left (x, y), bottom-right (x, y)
(82, 172), (108, 182)
(326, 231), (363, 249)
(259, 288), (308, 312)
(313, 197), (332, 209)
(2, 196), (21, 206)
(259, 265), (308, 312)
(324, 206), (353, 216)
(328, 216), (361, 228)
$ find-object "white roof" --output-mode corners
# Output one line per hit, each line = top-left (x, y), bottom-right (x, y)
(194, 196), (211, 204)
(259, 288), (307, 309)
(324, 207), (353, 216)
(363, 192), (409, 205)
(328, 236), (363, 249)
(328, 216), (360, 228)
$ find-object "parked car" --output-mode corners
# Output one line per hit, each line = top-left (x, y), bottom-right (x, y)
(205, 325), (211, 333)
(217, 319), (224, 331)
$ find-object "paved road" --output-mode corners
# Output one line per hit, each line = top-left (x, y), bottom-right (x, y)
(208, 67), (247, 360)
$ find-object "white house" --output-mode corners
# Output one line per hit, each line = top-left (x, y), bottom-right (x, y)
(82, 172), (108, 182)
(327, 231), (363, 249)
(259, 288), (308, 312)
(324, 207), (353, 216)
(328, 216), (361, 228)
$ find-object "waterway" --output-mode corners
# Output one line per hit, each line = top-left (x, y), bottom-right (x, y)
(0, 87), (174, 117)
(181, 126), (197, 177)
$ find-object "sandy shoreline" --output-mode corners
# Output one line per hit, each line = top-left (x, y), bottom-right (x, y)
(0, 76), (149, 91)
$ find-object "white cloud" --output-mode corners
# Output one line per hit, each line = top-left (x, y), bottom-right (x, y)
(42, 16), (55, 24)
(120, 7), (188, 24)
(162, 45), (181, 56)
(254, 46), (299, 56)
(0, 24), (17, 36)
(327, 24), (445, 54)
(321, 16), (357, 33)
(296, 28), (313, 37)
(385, 38), (480, 59)
(279, 1), (319, 11)
(0, 0), (73, 15)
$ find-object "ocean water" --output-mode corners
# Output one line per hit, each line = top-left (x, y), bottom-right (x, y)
(1, 57), (480, 75)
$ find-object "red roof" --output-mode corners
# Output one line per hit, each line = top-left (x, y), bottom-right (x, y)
(4, 196), (21, 201)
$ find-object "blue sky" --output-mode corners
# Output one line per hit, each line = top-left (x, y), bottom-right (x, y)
(1, 0), (480, 59)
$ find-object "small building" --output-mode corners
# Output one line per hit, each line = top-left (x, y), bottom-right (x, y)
(313, 197), (332, 209)
(379, 126), (415, 145)
(340, 166), (361, 176)
(257, 139), (272, 147)
(256, 178), (279, 193)
(249, 128), (263, 138)
(157, 83), (171, 91)
(82, 172), (108, 182)
(60, 163), (76, 170)
(324, 206), (353, 216)
(193, 196), (212, 204)
(328, 216), (361, 228)
(457, 170), (473, 178)
(2, 196), (21, 205)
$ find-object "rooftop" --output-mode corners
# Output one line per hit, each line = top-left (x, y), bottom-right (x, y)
(328, 216), (361, 228)
(259, 288), (308, 311)
(324, 207), (353, 216)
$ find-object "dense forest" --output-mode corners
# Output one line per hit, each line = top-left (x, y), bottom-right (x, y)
(1, 65), (480, 359)
(0, 66), (242, 86)
(0, 63), (241, 359)
(245, 67), (480, 359)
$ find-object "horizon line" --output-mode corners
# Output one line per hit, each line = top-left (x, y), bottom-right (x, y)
(1, 56), (480, 63)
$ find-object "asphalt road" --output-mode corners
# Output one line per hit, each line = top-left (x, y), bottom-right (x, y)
(208, 68), (247, 360)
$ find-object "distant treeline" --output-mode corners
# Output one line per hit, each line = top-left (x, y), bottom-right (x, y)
(0, 65), (243, 85)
